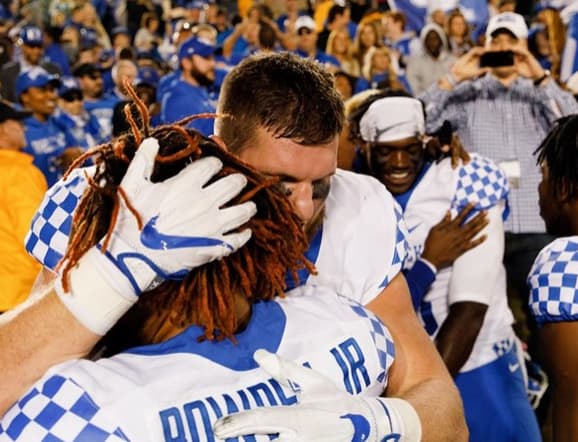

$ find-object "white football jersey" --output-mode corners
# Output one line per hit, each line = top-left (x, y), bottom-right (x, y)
(401, 155), (515, 372)
(26, 168), (409, 306)
(528, 236), (578, 325)
(0, 285), (395, 442)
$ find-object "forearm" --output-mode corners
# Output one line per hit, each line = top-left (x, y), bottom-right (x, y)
(434, 305), (485, 377)
(368, 275), (468, 441)
(0, 290), (98, 416)
(222, 28), (242, 58)
(551, 384), (578, 442)
(396, 376), (467, 442)
(540, 80), (578, 118)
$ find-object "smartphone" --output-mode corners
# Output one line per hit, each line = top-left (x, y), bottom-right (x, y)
(479, 50), (514, 68)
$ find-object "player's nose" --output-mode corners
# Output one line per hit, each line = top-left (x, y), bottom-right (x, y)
(288, 182), (315, 223)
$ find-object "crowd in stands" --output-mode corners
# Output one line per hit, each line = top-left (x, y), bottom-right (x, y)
(3, 0), (578, 440)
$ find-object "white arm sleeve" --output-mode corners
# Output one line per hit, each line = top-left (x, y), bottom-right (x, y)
(449, 203), (505, 305)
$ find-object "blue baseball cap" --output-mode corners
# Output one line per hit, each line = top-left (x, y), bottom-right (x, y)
(19, 25), (43, 46)
(135, 66), (160, 88)
(58, 76), (81, 96)
(111, 26), (130, 38)
(16, 67), (61, 96)
(187, 0), (206, 9)
(178, 36), (215, 60)
(79, 26), (99, 49)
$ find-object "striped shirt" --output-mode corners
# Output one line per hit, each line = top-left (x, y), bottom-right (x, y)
(420, 74), (578, 233)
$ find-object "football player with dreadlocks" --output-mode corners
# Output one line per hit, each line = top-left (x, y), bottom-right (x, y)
(2, 53), (465, 440)
(528, 114), (578, 442)
(0, 86), (421, 442)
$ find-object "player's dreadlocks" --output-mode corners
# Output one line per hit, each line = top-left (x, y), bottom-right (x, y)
(59, 81), (315, 352)
(534, 114), (578, 199)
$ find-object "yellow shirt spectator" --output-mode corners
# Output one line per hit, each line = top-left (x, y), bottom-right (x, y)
(0, 103), (47, 312)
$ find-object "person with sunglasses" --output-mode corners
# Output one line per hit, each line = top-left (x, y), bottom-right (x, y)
(55, 76), (106, 149)
(73, 62), (118, 140)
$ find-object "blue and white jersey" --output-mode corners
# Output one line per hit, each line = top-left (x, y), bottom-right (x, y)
(54, 110), (106, 148)
(286, 169), (410, 305)
(25, 167), (91, 271)
(0, 285), (395, 442)
(85, 96), (120, 141)
(528, 236), (578, 325)
(25, 168), (409, 306)
(23, 115), (78, 187)
(400, 154), (514, 372)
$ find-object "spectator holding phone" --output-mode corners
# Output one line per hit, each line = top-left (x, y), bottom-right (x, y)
(420, 12), (578, 357)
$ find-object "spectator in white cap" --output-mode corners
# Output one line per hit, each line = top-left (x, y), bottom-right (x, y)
(160, 36), (217, 136)
(294, 15), (340, 70)
(0, 25), (62, 103)
(420, 12), (578, 359)
(350, 90), (541, 442)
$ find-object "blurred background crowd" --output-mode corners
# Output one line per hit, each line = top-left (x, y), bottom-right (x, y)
(0, 0), (577, 183)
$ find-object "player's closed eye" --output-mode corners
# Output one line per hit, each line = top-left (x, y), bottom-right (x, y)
(312, 179), (331, 200)
(280, 179), (331, 200)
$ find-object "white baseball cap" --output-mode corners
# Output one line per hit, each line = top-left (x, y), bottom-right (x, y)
(486, 12), (528, 40)
(359, 97), (425, 143)
(295, 15), (316, 32)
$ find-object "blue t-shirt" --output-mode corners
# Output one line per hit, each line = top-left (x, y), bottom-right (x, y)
(54, 110), (105, 148)
(160, 79), (217, 136)
(295, 49), (340, 68)
(84, 95), (120, 140)
(23, 115), (77, 186)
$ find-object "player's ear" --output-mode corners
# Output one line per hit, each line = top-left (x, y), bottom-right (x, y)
(558, 177), (571, 203)
(210, 135), (230, 151)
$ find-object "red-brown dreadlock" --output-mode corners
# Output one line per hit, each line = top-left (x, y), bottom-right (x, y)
(59, 80), (315, 355)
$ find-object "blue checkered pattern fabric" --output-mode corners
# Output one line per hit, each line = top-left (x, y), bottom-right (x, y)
(528, 237), (578, 325)
(346, 300), (395, 385)
(25, 168), (90, 270)
(492, 337), (514, 357)
(380, 201), (411, 288)
(450, 154), (509, 221)
(0, 375), (129, 441)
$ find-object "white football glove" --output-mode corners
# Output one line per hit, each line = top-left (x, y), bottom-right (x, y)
(213, 349), (422, 442)
(56, 137), (257, 335)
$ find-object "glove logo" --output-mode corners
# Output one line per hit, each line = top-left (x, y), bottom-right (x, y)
(341, 413), (370, 442)
(141, 216), (234, 251)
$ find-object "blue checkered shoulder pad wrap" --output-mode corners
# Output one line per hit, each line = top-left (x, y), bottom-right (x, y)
(528, 237), (578, 325)
(381, 200), (412, 285)
(342, 296), (395, 387)
(0, 374), (129, 441)
(25, 167), (91, 270)
(450, 154), (510, 221)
